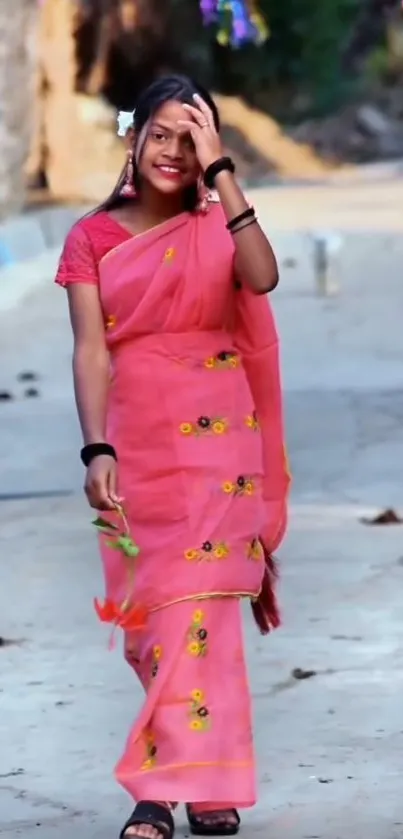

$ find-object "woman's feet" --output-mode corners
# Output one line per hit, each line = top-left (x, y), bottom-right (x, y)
(186, 805), (240, 836)
(120, 802), (175, 839)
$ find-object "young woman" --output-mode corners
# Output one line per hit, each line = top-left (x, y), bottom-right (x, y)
(55, 74), (289, 839)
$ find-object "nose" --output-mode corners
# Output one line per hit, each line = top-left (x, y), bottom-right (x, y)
(163, 133), (183, 160)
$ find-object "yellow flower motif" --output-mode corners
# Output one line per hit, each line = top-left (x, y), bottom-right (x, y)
(212, 420), (226, 435)
(106, 314), (116, 329)
(187, 641), (201, 656)
(245, 481), (254, 495)
(213, 544), (229, 559)
(180, 422), (193, 435)
(190, 718), (203, 731)
(222, 481), (234, 494)
(164, 247), (175, 261)
(204, 357), (216, 369)
(153, 645), (162, 660)
(245, 413), (259, 431)
(191, 689), (204, 702)
(248, 539), (263, 561)
(229, 356), (239, 368)
(141, 758), (153, 770)
(185, 548), (199, 561)
(193, 609), (204, 623)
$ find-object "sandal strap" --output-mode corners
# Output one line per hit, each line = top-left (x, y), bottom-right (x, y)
(120, 801), (174, 839)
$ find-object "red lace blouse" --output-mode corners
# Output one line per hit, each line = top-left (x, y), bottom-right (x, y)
(55, 212), (132, 287)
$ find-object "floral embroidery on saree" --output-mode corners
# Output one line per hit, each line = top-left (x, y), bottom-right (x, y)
(180, 415), (228, 436)
(164, 247), (175, 262)
(222, 475), (255, 496)
(245, 410), (260, 431)
(141, 729), (158, 770)
(105, 314), (117, 329)
(151, 644), (162, 678)
(204, 351), (239, 370)
(184, 540), (229, 562)
(189, 689), (211, 731)
(247, 538), (264, 562)
(187, 610), (208, 657)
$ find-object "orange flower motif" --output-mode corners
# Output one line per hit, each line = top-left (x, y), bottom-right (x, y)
(106, 314), (117, 329)
(94, 598), (148, 631)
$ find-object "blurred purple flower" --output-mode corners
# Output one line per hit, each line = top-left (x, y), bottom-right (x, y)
(200, 0), (218, 24)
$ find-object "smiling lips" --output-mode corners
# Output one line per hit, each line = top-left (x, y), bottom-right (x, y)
(155, 164), (184, 181)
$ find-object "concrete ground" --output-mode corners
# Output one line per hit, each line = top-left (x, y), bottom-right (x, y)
(1, 179), (403, 837)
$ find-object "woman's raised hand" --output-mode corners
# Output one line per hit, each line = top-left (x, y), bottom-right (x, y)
(178, 93), (223, 172)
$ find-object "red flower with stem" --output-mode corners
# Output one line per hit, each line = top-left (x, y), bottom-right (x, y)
(92, 504), (147, 636)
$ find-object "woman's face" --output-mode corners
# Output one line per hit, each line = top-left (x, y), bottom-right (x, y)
(136, 100), (201, 195)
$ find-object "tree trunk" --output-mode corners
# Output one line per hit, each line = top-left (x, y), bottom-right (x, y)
(0, 0), (37, 220)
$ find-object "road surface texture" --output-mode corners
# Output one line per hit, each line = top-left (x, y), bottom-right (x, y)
(1, 177), (403, 838)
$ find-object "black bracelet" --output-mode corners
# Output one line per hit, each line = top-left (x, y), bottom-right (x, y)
(226, 207), (255, 231)
(80, 442), (117, 467)
(231, 217), (258, 235)
(203, 156), (235, 190)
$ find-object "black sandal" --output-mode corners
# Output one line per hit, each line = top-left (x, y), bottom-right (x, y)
(120, 801), (175, 839)
(185, 805), (240, 836)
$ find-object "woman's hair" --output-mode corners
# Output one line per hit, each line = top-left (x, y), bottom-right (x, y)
(97, 74), (220, 214)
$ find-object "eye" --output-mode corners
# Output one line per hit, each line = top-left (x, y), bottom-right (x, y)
(151, 131), (167, 142)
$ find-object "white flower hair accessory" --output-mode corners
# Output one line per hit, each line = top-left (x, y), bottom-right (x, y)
(117, 110), (135, 137)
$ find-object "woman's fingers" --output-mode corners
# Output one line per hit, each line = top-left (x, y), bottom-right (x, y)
(107, 463), (119, 504)
(177, 118), (200, 136)
(192, 93), (215, 128)
(182, 103), (211, 129)
(85, 477), (115, 510)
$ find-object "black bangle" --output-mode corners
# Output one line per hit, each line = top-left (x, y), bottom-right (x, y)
(203, 156), (235, 190)
(231, 217), (258, 235)
(226, 207), (255, 231)
(80, 442), (117, 467)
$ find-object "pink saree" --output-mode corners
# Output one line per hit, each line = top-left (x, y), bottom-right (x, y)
(56, 201), (290, 808)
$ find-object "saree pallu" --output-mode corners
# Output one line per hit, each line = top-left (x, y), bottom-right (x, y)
(94, 202), (290, 804)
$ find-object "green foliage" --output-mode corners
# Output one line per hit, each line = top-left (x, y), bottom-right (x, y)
(169, 0), (373, 117)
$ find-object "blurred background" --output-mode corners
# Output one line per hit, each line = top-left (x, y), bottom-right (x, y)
(1, 4), (403, 837)
(1, 0), (403, 216)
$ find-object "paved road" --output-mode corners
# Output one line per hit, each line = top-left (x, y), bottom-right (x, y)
(1, 181), (403, 837)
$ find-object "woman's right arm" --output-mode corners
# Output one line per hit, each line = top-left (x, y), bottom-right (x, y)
(67, 283), (109, 446)
(67, 284), (119, 511)
(55, 222), (119, 511)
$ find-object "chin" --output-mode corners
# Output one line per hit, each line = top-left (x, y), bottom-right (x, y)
(152, 180), (184, 195)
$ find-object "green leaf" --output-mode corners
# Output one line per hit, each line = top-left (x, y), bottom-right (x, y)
(92, 517), (119, 534)
(105, 538), (119, 549)
(116, 535), (140, 557)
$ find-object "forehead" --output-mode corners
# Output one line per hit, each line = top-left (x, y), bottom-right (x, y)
(151, 99), (190, 126)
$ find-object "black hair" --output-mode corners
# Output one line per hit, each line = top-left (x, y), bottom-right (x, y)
(97, 74), (220, 215)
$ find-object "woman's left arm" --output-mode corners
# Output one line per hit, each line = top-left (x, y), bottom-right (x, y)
(179, 94), (279, 296)
(213, 169), (279, 295)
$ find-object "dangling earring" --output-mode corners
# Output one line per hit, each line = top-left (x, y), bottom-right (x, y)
(120, 149), (135, 197)
(197, 176), (210, 214)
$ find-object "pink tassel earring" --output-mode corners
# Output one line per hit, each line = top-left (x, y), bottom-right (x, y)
(120, 149), (136, 197)
(197, 176), (210, 214)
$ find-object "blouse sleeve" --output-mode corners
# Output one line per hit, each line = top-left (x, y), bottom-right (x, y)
(54, 223), (99, 287)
